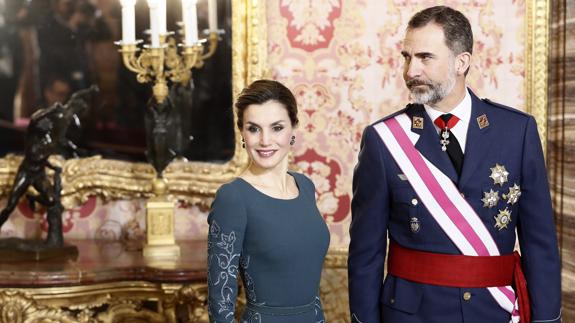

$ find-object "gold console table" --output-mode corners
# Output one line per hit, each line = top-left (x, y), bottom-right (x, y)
(0, 240), (212, 323)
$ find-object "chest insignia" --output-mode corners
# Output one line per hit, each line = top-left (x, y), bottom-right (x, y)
(503, 184), (521, 205)
(410, 217), (421, 233)
(494, 208), (512, 230)
(489, 164), (509, 186)
(412, 116), (424, 129)
(477, 114), (490, 129)
(481, 189), (500, 208)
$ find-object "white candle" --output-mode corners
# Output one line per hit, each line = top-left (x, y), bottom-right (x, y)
(159, 0), (167, 35)
(120, 0), (137, 44)
(147, 0), (161, 47)
(182, 0), (198, 46)
(208, 0), (217, 32)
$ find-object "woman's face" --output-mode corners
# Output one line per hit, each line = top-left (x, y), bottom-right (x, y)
(241, 100), (294, 172)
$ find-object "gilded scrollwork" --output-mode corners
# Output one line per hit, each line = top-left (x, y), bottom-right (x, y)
(0, 290), (78, 323)
(0, 282), (213, 323)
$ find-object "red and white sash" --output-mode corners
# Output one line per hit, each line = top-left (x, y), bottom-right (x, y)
(374, 113), (520, 322)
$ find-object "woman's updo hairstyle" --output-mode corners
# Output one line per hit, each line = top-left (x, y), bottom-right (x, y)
(235, 80), (299, 130)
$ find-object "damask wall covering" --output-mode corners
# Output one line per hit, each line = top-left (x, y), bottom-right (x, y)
(268, 0), (527, 249)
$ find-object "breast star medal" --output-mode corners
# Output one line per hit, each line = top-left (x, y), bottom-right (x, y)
(494, 208), (512, 230)
(489, 164), (509, 186)
(481, 189), (500, 208)
(502, 184), (521, 205)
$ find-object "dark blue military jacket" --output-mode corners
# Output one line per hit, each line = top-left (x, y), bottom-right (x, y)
(348, 90), (561, 323)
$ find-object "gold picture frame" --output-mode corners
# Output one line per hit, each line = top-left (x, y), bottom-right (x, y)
(0, 0), (267, 210)
(525, 0), (549, 154)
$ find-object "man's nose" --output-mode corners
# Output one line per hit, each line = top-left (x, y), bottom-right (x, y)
(405, 59), (422, 79)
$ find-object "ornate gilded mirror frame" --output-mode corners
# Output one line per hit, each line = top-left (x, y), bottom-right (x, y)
(0, 0), (267, 210)
(525, 0), (549, 154)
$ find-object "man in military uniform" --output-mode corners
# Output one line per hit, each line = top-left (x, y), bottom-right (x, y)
(348, 6), (561, 323)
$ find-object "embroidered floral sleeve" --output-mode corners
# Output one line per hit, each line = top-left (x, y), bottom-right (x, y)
(207, 183), (247, 323)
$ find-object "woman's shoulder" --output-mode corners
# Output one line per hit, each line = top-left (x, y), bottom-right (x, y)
(213, 178), (247, 203)
(289, 171), (316, 191)
(209, 179), (249, 223)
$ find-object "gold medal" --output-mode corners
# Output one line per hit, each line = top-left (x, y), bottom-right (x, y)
(494, 208), (512, 230)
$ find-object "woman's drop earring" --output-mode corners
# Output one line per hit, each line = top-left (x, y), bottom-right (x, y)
(290, 136), (295, 146)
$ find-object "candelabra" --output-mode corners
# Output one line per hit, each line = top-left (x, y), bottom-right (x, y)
(116, 0), (221, 259)
(117, 0), (220, 104)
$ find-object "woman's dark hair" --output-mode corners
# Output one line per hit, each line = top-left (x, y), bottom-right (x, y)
(235, 80), (299, 129)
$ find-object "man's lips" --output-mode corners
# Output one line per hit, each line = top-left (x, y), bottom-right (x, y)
(406, 80), (431, 88)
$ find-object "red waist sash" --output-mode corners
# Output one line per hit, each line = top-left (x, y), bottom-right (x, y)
(388, 242), (530, 322)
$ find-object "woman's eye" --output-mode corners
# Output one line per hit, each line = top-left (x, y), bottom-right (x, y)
(272, 125), (284, 132)
(247, 126), (259, 133)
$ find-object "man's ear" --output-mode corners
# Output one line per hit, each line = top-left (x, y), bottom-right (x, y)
(455, 52), (472, 76)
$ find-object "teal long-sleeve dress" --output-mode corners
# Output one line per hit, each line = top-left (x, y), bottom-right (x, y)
(207, 172), (330, 322)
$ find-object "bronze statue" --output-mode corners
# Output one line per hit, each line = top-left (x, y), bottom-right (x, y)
(145, 84), (192, 177)
(0, 85), (98, 251)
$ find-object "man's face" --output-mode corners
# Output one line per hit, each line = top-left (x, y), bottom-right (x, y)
(401, 23), (457, 106)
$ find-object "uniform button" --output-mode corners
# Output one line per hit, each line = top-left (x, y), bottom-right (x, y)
(463, 292), (471, 301)
(390, 298), (395, 304)
(411, 198), (418, 206)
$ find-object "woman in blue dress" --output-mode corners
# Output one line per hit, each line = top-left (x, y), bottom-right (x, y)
(207, 80), (330, 322)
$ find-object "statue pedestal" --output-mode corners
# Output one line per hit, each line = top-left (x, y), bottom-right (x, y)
(0, 238), (78, 262)
(143, 178), (180, 259)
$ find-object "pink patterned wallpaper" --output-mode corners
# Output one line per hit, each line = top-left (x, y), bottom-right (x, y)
(0, 1), (527, 250)
(268, 0), (526, 248)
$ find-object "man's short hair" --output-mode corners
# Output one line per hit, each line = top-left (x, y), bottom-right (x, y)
(408, 6), (473, 56)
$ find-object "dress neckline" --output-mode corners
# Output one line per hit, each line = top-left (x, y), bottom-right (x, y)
(236, 171), (301, 201)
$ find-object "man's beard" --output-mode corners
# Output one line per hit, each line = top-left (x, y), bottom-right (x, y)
(406, 67), (456, 105)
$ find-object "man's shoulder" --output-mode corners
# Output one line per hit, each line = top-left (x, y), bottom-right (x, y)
(369, 104), (413, 127)
(479, 97), (531, 120)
